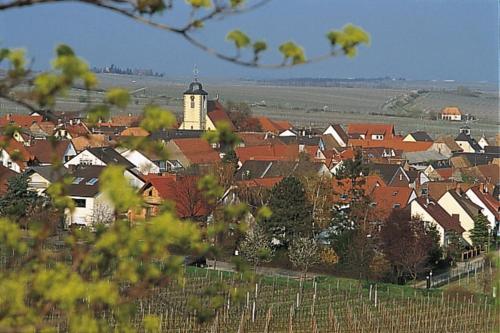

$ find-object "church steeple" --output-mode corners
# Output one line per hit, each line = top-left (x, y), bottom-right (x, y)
(180, 67), (208, 130)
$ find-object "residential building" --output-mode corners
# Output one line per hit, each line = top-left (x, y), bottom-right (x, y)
(441, 107), (463, 121)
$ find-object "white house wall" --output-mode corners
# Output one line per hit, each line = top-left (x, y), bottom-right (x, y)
(64, 150), (105, 168)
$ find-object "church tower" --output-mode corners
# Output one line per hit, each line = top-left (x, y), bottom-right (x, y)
(180, 79), (208, 130)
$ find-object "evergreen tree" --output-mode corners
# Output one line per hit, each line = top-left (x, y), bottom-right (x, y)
(470, 214), (490, 249)
(264, 176), (313, 245)
(222, 149), (239, 170)
(0, 173), (41, 222)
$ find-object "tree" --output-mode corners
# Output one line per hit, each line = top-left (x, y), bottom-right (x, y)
(264, 176), (313, 245)
(239, 224), (273, 272)
(222, 149), (239, 170)
(444, 231), (466, 265)
(0, 173), (43, 224)
(470, 214), (490, 250)
(380, 210), (439, 283)
(288, 237), (320, 279)
(92, 201), (115, 225)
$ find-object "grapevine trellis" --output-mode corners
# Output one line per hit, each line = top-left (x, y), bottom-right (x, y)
(36, 267), (498, 332)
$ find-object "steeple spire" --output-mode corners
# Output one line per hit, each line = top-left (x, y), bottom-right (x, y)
(193, 64), (199, 82)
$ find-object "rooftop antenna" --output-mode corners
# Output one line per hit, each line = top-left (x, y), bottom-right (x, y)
(193, 64), (199, 82)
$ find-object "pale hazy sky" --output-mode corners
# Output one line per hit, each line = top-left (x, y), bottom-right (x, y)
(0, 0), (498, 82)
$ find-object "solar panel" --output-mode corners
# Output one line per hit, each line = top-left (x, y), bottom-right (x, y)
(72, 177), (84, 184)
(85, 178), (98, 185)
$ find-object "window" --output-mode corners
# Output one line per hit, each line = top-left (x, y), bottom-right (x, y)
(393, 203), (401, 209)
(190, 95), (195, 108)
(81, 159), (92, 166)
(72, 177), (84, 184)
(74, 198), (86, 208)
(7, 161), (12, 168)
(340, 194), (348, 200)
(85, 178), (98, 185)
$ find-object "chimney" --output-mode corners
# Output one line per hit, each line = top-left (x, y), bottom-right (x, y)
(479, 182), (485, 193)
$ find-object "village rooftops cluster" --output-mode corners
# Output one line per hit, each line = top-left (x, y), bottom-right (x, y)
(0, 81), (498, 247)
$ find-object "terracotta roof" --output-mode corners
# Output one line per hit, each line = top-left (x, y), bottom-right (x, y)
(435, 168), (453, 180)
(347, 123), (395, 138)
(207, 100), (235, 130)
(172, 138), (220, 165)
(0, 115), (43, 128)
(111, 115), (141, 127)
(414, 197), (464, 233)
(0, 165), (16, 195)
(235, 144), (299, 163)
(71, 134), (109, 152)
(349, 137), (433, 152)
(255, 117), (293, 133)
(0, 136), (34, 167)
(371, 186), (414, 219)
(237, 132), (270, 147)
(27, 140), (72, 164)
(144, 174), (211, 218)
(332, 175), (385, 202)
(120, 127), (149, 137)
(66, 123), (90, 137)
(441, 107), (462, 116)
(460, 164), (500, 184)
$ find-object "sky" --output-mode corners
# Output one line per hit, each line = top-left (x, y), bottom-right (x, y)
(0, 0), (498, 82)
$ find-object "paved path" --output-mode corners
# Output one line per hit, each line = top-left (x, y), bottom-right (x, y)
(206, 259), (321, 280)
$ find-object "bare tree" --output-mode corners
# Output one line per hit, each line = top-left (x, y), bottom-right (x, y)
(239, 225), (273, 272)
(380, 210), (438, 283)
(92, 201), (115, 225)
(288, 237), (320, 280)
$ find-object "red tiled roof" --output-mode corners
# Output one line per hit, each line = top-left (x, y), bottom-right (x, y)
(347, 123), (395, 138)
(172, 138), (220, 165)
(235, 144), (299, 163)
(27, 140), (71, 164)
(435, 168), (453, 180)
(0, 136), (33, 167)
(146, 174), (211, 218)
(441, 107), (462, 116)
(349, 138), (433, 152)
(120, 127), (149, 137)
(371, 186), (414, 219)
(207, 100), (235, 130)
(255, 117), (293, 133)
(111, 115), (141, 127)
(0, 115), (43, 128)
(66, 123), (90, 137)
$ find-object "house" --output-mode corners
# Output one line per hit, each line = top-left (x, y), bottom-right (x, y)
(64, 147), (145, 188)
(403, 131), (433, 142)
(206, 100), (236, 131)
(65, 146), (135, 169)
(0, 165), (16, 195)
(235, 144), (299, 164)
(0, 114), (43, 129)
(370, 186), (416, 220)
(235, 160), (330, 181)
(110, 115), (142, 127)
(71, 134), (112, 152)
(466, 185), (499, 235)
(64, 165), (114, 226)
(347, 123), (395, 141)
(117, 148), (161, 174)
(27, 140), (77, 165)
(428, 136), (462, 158)
(478, 135), (489, 150)
(441, 107), (463, 121)
(455, 126), (481, 153)
(369, 163), (410, 187)
(323, 124), (348, 147)
(25, 166), (68, 195)
(403, 150), (448, 170)
(410, 197), (464, 246)
(129, 174), (211, 221)
(279, 136), (325, 152)
(254, 116), (293, 134)
(165, 138), (220, 168)
(438, 190), (483, 245)
(0, 136), (34, 172)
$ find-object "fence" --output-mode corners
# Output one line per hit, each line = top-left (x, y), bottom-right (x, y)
(429, 258), (486, 288)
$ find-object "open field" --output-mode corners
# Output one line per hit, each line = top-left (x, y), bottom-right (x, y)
(1, 74), (498, 138)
